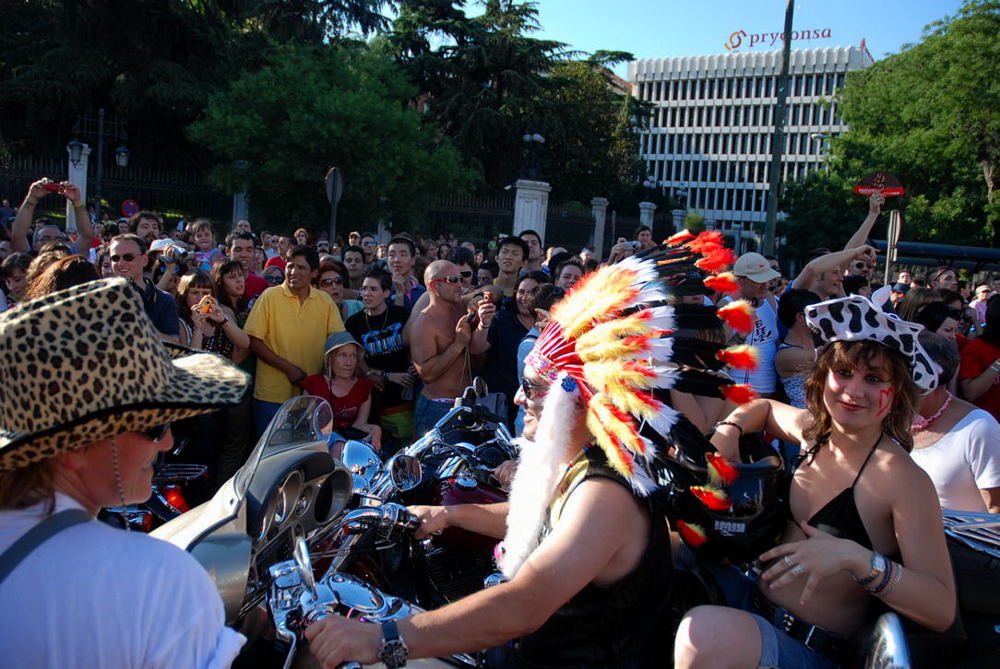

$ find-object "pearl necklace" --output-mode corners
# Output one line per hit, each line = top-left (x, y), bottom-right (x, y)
(912, 391), (953, 432)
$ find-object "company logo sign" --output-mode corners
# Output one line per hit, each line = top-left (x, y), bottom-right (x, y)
(724, 28), (832, 51)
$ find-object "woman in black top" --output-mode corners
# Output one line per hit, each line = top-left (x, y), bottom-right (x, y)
(675, 297), (956, 668)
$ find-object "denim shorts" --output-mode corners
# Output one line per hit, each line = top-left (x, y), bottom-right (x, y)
(707, 564), (842, 669)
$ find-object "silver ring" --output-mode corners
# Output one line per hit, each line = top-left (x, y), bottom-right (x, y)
(784, 556), (795, 568)
(792, 565), (804, 576)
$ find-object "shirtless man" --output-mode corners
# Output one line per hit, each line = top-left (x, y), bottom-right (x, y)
(410, 260), (495, 435)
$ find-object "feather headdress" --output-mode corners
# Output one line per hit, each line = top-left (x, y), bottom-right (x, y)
(522, 233), (759, 494)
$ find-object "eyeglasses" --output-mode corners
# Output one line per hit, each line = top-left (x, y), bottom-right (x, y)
(110, 253), (137, 263)
(520, 379), (548, 402)
(459, 270), (473, 279)
(320, 276), (344, 287)
(265, 274), (284, 284)
(431, 275), (461, 285)
(141, 422), (172, 442)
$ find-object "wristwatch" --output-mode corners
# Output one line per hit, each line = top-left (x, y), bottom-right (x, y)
(377, 620), (408, 668)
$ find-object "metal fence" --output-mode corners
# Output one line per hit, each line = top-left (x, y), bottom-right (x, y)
(0, 155), (231, 224)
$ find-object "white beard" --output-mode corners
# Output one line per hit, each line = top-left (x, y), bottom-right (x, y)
(499, 376), (579, 578)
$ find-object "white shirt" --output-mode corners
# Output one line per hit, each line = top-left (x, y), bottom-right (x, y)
(910, 409), (1000, 512)
(733, 298), (778, 394)
(0, 493), (245, 668)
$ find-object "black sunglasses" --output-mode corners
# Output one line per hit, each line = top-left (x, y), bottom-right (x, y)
(459, 270), (473, 279)
(520, 378), (547, 402)
(111, 253), (137, 263)
(265, 274), (284, 284)
(320, 276), (344, 286)
(141, 422), (172, 442)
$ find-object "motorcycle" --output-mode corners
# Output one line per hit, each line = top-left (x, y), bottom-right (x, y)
(330, 380), (516, 607)
(101, 461), (207, 531)
(152, 395), (356, 662)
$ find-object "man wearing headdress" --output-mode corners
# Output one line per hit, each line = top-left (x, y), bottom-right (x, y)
(305, 236), (759, 668)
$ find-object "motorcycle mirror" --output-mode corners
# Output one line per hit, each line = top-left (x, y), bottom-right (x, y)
(473, 376), (488, 398)
(387, 453), (422, 492)
(293, 536), (318, 599)
(341, 440), (381, 494)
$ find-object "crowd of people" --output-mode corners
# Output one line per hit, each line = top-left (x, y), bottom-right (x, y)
(2, 176), (1000, 667)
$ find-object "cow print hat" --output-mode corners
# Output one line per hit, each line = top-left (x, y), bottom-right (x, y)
(804, 295), (942, 396)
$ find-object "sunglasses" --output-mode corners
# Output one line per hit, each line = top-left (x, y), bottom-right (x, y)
(362, 241), (376, 247)
(459, 270), (473, 279)
(853, 262), (872, 270)
(320, 276), (344, 287)
(141, 422), (172, 442)
(265, 274), (284, 284)
(520, 378), (548, 402)
(111, 253), (137, 263)
(431, 275), (461, 285)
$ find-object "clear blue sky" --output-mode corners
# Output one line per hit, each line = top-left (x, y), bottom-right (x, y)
(515, 0), (968, 77)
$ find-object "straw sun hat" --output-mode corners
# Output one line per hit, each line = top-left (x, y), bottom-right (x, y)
(0, 278), (251, 472)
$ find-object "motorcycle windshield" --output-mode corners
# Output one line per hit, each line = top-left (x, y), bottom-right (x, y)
(233, 396), (334, 499)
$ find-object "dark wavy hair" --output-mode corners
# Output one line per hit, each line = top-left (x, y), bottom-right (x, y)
(802, 340), (919, 456)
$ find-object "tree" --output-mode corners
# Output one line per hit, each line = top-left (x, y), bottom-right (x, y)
(389, 0), (569, 190)
(539, 57), (649, 204)
(187, 44), (474, 231)
(834, 0), (1000, 245)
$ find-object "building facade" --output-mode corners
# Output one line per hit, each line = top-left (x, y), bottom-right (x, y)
(628, 42), (873, 231)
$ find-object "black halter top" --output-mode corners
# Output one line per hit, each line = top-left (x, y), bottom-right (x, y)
(796, 437), (880, 550)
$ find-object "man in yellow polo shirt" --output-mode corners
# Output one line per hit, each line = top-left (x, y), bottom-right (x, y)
(245, 244), (344, 434)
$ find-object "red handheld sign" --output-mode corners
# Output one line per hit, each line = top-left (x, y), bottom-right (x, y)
(854, 172), (905, 197)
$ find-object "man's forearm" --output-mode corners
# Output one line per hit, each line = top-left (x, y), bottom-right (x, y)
(844, 211), (878, 251)
(73, 202), (93, 250)
(402, 579), (545, 659)
(11, 196), (35, 252)
(415, 340), (466, 383)
(446, 501), (508, 539)
(249, 336), (294, 374)
(469, 325), (490, 355)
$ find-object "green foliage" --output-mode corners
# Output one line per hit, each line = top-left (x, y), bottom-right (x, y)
(684, 210), (706, 234)
(783, 0), (1000, 252)
(187, 44), (474, 231)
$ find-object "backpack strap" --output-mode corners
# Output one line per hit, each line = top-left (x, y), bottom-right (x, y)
(0, 509), (91, 587)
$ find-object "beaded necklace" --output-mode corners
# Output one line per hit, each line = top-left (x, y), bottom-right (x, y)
(912, 391), (953, 432)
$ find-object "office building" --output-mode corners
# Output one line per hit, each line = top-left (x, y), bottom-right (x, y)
(628, 42), (874, 229)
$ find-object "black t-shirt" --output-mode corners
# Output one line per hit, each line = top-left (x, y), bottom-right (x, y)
(345, 305), (410, 406)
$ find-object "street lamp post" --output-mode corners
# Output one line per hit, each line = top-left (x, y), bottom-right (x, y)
(69, 108), (129, 223)
(521, 133), (545, 180)
(762, 0), (795, 257)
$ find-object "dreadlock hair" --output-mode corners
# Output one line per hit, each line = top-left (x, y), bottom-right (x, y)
(802, 340), (919, 459)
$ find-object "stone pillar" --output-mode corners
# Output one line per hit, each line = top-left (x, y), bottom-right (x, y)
(512, 179), (551, 239)
(377, 220), (391, 244)
(638, 201), (657, 229)
(66, 144), (92, 234)
(231, 193), (249, 227)
(671, 208), (686, 233)
(590, 197), (609, 259)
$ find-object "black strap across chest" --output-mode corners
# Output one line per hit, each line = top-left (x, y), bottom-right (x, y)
(797, 437), (880, 550)
(0, 509), (92, 588)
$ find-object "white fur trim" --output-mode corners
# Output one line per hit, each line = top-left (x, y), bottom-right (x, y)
(500, 373), (580, 578)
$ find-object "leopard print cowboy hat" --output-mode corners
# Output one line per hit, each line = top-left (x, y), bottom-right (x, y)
(804, 294), (942, 395)
(0, 278), (251, 472)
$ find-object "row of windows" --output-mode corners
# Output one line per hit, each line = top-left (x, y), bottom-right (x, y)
(649, 102), (841, 129)
(649, 158), (823, 194)
(641, 131), (835, 158)
(636, 72), (847, 102)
